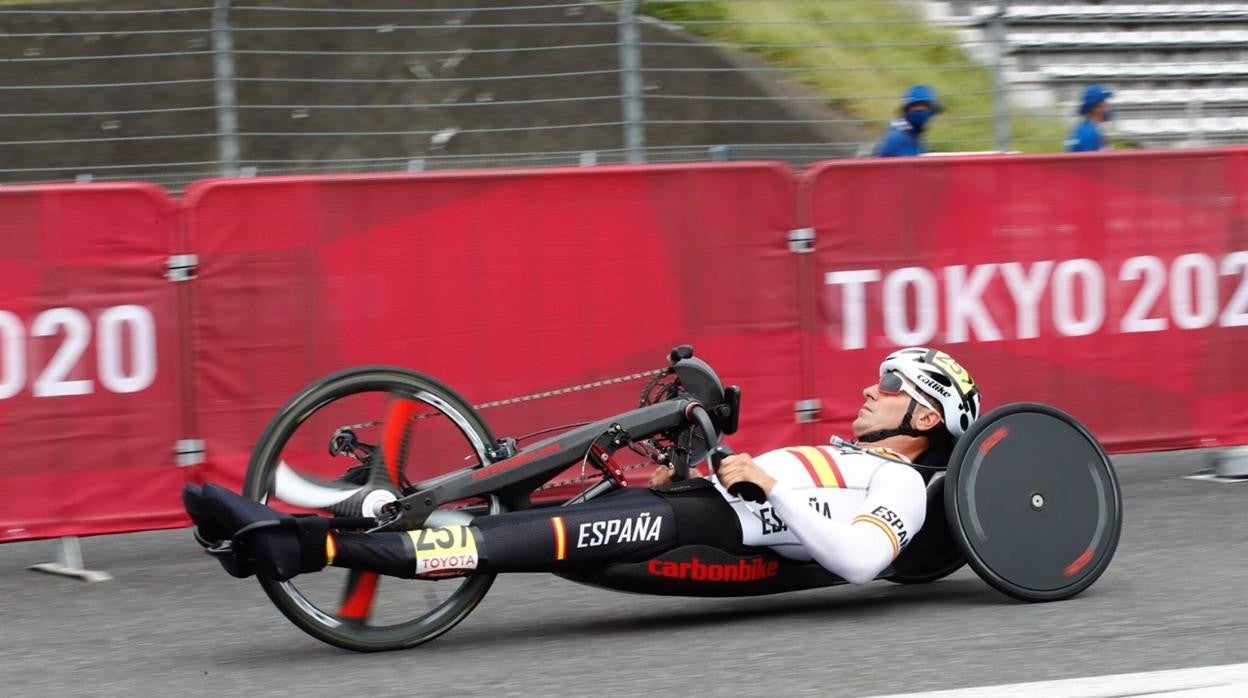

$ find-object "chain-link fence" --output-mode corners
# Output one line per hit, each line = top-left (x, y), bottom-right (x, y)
(3, 0), (1246, 190)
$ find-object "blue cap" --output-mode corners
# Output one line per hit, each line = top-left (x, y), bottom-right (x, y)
(901, 84), (943, 113)
(1079, 84), (1113, 115)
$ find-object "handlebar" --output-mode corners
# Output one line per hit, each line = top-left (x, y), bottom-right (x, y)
(644, 345), (743, 482)
(673, 402), (720, 481)
(710, 445), (767, 504)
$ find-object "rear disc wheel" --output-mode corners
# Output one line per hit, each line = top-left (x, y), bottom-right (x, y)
(945, 403), (1122, 602)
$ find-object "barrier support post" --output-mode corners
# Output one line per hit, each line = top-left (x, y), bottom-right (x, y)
(1213, 447), (1248, 479)
(27, 536), (114, 583)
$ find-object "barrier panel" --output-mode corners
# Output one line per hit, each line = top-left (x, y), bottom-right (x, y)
(0, 184), (184, 542)
(182, 163), (803, 494)
(803, 148), (1248, 452)
(7, 149), (1248, 542)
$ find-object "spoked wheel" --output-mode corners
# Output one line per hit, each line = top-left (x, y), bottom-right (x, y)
(945, 403), (1122, 602)
(243, 366), (504, 652)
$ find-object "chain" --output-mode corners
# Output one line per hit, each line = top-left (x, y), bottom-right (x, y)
(535, 460), (655, 492)
(471, 369), (665, 410)
(477, 368), (668, 493)
(340, 368), (666, 429)
(336, 368), (670, 493)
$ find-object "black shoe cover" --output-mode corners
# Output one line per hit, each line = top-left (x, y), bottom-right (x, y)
(182, 483), (329, 581)
(183, 483), (254, 578)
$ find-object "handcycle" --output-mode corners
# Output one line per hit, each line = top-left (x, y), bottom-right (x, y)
(224, 345), (1122, 652)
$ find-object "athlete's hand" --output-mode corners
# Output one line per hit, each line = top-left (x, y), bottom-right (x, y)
(649, 465), (674, 488)
(649, 463), (704, 488)
(715, 454), (778, 497)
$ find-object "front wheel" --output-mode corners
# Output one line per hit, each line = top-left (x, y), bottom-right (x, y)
(244, 366), (504, 651)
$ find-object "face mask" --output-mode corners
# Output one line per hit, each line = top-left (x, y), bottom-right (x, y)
(1102, 108), (1114, 121)
(904, 108), (933, 132)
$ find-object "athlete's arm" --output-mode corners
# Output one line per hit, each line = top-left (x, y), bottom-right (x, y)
(768, 462), (927, 584)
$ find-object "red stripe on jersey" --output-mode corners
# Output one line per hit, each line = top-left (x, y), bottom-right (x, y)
(786, 448), (822, 486)
(817, 447), (848, 488)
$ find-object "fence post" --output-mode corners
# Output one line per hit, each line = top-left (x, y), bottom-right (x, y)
(618, 0), (646, 163)
(27, 537), (113, 583)
(989, 0), (1010, 151)
(1186, 99), (1204, 148)
(1213, 446), (1248, 478)
(212, 0), (240, 177)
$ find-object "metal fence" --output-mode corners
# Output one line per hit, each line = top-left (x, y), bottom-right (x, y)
(2, 0), (1244, 190)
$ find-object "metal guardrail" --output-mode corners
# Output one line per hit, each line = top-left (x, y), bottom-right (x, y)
(1, 0), (1247, 189)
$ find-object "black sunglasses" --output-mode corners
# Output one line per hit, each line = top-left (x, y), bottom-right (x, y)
(878, 371), (936, 410)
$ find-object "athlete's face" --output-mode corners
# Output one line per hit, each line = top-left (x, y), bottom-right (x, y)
(852, 381), (914, 437)
(852, 373), (941, 438)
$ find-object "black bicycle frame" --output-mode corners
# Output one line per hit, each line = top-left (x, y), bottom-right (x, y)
(376, 397), (705, 530)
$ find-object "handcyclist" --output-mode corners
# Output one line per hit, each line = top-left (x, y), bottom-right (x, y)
(184, 347), (980, 586)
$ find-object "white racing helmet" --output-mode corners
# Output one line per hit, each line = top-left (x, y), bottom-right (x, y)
(879, 347), (981, 438)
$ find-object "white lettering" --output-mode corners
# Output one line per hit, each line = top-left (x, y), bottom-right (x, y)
(1170, 253), (1218, 330)
(1220, 251), (1248, 327)
(575, 514), (663, 548)
(0, 305), (159, 400)
(826, 269), (881, 350)
(31, 307), (93, 397)
(618, 516), (634, 542)
(1052, 259), (1104, 336)
(1000, 261), (1053, 339)
(944, 264), (1002, 343)
(97, 305), (157, 394)
(882, 267), (937, 346)
(1120, 255), (1168, 333)
(0, 311), (23, 400)
(822, 252), (1248, 347)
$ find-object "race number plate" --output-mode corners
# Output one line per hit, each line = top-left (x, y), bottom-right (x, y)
(407, 526), (480, 578)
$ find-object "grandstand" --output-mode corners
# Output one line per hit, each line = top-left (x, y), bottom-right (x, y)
(942, 0), (1248, 146)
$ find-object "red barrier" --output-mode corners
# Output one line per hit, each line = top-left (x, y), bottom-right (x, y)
(803, 148), (1248, 452)
(182, 163), (803, 494)
(8, 149), (1248, 543)
(0, 184), (184, 542)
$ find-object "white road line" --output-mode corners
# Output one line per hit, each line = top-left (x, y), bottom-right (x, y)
(863, 663), (1248, 698)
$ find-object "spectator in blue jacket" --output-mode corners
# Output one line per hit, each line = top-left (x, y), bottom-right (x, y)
(874, 85), (943, 157)
(1065, 85), (1113, 152)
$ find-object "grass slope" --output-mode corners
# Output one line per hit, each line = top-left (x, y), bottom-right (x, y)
(642, 0), (1068, 153)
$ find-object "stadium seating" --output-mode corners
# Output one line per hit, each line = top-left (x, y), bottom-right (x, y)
(943, 1), (1248, 146)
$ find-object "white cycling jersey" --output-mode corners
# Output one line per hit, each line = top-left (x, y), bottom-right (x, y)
(711, 443), (928, 585)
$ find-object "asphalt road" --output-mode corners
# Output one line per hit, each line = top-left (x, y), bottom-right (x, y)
(2, 449), (1245, 698)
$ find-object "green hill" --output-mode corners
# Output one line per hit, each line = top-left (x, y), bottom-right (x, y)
(641, 0), (1067, 152)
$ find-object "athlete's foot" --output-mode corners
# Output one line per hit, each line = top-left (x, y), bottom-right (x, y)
(182, 483), (329, 581)
(182, 483), (254, 578)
